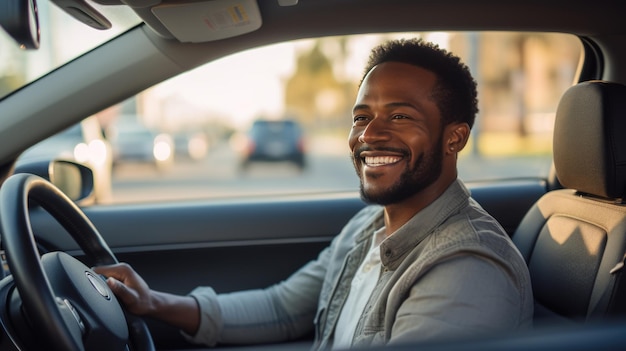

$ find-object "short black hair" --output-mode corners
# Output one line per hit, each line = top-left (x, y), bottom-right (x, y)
(362, 38), (478, 129)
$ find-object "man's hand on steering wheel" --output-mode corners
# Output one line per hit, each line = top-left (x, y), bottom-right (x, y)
(94, 263), (155, 316)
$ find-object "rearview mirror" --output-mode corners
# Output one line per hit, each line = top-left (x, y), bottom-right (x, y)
(0, 0), (40, 49)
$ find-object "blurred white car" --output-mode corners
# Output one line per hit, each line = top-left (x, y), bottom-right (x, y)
(108, 120), (174, 171)
(173, 131), (209, 161)
(18, 116), (113, 203)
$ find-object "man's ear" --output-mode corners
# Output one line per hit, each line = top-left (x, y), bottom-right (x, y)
(445, 122), (470, 154)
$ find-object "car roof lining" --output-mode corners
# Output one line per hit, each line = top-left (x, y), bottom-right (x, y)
(91, 0), (626, 41)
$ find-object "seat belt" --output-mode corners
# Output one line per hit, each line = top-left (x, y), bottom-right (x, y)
(606, 253), (626, 315)
(591, 252), (626, 318)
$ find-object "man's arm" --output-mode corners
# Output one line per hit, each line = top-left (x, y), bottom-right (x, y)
(391, 255), (529, 344)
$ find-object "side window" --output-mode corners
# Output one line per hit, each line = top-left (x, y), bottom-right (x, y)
(457, 33), (581, 182)
(75, 32), (583, 204)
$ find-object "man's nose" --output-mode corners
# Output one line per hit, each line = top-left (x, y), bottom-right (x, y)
(358, 118), (390, 143)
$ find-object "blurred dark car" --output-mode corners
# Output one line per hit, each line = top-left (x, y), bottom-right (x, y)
(240, 119), (306, 171)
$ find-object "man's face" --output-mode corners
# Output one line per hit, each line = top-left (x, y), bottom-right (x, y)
(349, 62), (444, 205)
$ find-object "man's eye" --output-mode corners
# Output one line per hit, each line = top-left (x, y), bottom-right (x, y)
(392, 114), (409, 119)
(353, 116), (368, 123)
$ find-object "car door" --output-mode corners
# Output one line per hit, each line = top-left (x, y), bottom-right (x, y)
(26, 178), (546, 349)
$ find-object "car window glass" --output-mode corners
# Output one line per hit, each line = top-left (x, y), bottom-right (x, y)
(41, 31), (583, 204)
(0, 1), (141, 100)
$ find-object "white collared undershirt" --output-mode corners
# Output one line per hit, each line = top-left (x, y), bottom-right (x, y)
(332, 226), (387, 350)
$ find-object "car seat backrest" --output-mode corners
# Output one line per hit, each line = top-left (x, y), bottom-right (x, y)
(512, 80), (626, 326)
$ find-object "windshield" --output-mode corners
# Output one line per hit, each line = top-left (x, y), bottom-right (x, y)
(0, 0), (141, 100)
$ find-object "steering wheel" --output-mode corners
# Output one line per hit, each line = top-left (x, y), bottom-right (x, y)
(0, 173), (154, 351)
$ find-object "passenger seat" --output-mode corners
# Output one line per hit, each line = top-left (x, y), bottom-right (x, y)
(512, 80), (626, 325)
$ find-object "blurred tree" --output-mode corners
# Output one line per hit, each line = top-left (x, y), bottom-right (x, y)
(284, 40), (352, 133)
(0, 74), (24, 99)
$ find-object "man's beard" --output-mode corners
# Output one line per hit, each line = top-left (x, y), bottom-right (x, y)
(355, 137), (443, 206)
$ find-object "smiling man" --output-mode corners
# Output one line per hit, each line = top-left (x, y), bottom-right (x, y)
(95, 38), (533, 350)
(329, 39), (533, 349)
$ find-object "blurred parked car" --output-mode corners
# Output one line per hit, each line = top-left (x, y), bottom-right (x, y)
(17, 116), (113, 203)
(108, 121), (174, 171)
(239, 119), (306, 171)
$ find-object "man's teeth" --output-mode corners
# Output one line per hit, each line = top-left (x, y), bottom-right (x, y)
(364, 156), (401, 166)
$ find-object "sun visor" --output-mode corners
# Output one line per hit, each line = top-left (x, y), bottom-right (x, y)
(151, 0), (262, 43)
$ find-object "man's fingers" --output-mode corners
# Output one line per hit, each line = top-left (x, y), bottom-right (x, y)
(105, 276), (146, 314)
(92, 263), (151, 315)
(93, 263), (133, 282)
(106, 277), (133, 299)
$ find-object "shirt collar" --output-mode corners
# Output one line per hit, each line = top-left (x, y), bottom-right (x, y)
(379, 179), (471, 269)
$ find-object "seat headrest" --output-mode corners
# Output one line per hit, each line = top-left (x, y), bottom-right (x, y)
(553, 80), (626, 199)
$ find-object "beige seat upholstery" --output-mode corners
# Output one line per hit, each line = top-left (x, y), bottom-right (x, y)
(512, 80), (626, 325)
